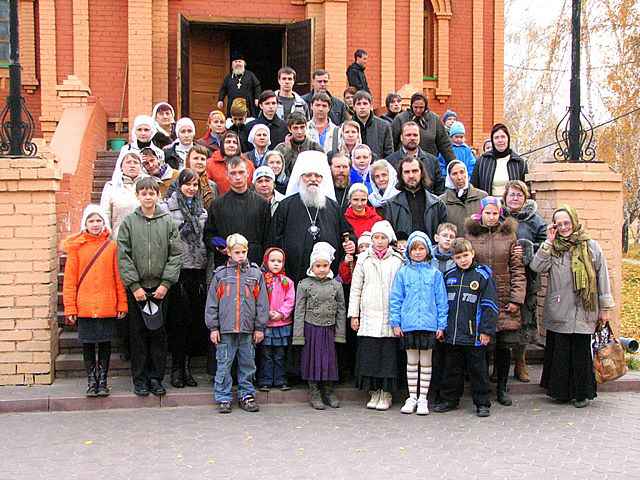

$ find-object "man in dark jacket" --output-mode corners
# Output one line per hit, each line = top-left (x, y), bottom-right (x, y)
(217, 55), (261, 117)
(246, 90), (289, 149)
(352, 90), (393, 159)
(346, 49), (370, 93)
(383, 157), (447, 242)
(274, 111), (324, 176)
(204, 156), (271, 267)
(385, 121), (444, 195)
(302, 69), (349, 126)
(391, 93), (454, 164)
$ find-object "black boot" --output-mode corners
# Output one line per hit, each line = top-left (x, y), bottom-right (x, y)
(86, 365), (98, 397)
(171, 357), (185, 388)
(96, 342), (111, 396)
(322, 382), (340, 408)
(184, 356), (198, 387)
(497, 381), (512, 406)
(495, 347), (512, 405)
(308, 382), (325, 410)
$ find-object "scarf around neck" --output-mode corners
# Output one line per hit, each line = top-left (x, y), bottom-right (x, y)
(176, 192), (203, 246)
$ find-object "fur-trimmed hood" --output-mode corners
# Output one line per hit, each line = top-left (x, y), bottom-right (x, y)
(505, 199), (538, 222)
(464, 215), (518, 237)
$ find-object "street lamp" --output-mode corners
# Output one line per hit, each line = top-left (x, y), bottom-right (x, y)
(0, 0), (37, 157)
(553, 0), (596, 162)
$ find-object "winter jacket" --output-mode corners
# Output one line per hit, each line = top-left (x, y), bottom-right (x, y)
(161, 192), (208, 270)
(227, 123), (253, 153)
(117, 206), (183, 291)
(382, 188), (447, 242)
(265, 273), (295, 328)
(530, 239), (614, 335)
(389, 232), (449, 332)
(275, 138), (324, 177)
(205, 260), (269, 334)
(470, 150), (528, 196)
(464, 217), (526, 332)
(99, 176), (141, 239)
(246, 114), (288, 149)
(354, 114), (394, 159)
(505, 200), (547, 256)
(348, 247), (404, 337)
(444, 264), (498, 346)
(163, 143), (192, 171)
(346, 62), (370, 93)
(205, 150), (254, 196)
(438, 185), (488, 235)
(386, 147), (444, 195)
(391, 109), (455, 162)
(197, 132), (221, 153)
(292, 277), (346, 345)
(302, 90), (350, 125)
(275, 90), (309, 121)
(349, 168), (374, 194)
(307, 119), (341, 154)
(63, 230), (127, 318)
(343, 205), (383, 239)
(438, 143), (476, 178)
(430, 244), (456, 274)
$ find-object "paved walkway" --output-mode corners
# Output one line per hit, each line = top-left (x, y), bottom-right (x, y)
(1, 392), (639, 479)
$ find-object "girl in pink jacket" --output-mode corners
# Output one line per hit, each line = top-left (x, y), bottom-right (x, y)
(258, 247), (295, 391)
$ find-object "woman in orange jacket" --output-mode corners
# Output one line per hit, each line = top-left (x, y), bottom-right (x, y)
(206, 131), (254, 195)
(63, 204), (128, 397)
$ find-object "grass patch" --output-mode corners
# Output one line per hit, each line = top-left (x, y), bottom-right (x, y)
(621, 263), (640, 339)
(627, 354), (640, 371)
(625, 245), (640, 260)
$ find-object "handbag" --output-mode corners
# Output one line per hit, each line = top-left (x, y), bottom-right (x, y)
(592, 321), (627, 384)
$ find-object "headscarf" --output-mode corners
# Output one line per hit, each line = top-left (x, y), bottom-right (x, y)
(445, 159), (469, 197)
(490, 123), (511, 159)
(347, 182), (368, 200)
(173, 117), (196, 163)
(368, 159), (399, 207)
(151, 102), (175, 137)
(81, 204), (110, 233)
(261, 247), (290, 302)
(306, 242), (336, 278)
(471, 196), (503, 223)
(285, 150), (336, 201)
(248, 123), (271, 151)
(550, 205), (597, 311)
(410, 93), (429, 129)
(264, 150), (288, 187)
(204, 110), (226, 144)
(112, 115), (160, 186)
(338, 120), (362, 156)
(110, 151), (145, 189)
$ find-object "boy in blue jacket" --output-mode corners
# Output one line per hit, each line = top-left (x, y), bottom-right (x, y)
(438, 121), (476, 178)
(433, 238), (498, 417)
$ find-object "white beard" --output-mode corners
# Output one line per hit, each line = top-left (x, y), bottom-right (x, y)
(232, 66), (245, 76)
(300, 184), (326, 210)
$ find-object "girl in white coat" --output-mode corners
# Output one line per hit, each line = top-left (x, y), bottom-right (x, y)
(348, 220), (404, 410)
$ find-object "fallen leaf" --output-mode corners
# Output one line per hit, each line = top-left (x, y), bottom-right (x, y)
(83, 440), (93, 446)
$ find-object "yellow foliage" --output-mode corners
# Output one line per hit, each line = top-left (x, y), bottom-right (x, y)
(621, 263), (640, 339)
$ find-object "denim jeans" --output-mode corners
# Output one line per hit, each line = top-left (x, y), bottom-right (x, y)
(214, 333), (256, 403)
(259, 346), (286, 387)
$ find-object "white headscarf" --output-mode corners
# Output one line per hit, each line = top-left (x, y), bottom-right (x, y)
(112, 115), (162, 186)
(173, 117), (196, 161)
(445, 159), (469, 197)
(81, 204), (111, 233)
(285, 150), (336, 201)
(368, 159), (399, 207)
(151, 102), (175, 137)
(248, 123), (271, 150)
(306, 242), (336, 278)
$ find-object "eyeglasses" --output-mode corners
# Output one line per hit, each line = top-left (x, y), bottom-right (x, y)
(507, 192), (524, 199)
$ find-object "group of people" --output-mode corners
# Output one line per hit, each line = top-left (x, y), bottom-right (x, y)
(62, 56), (615, 417)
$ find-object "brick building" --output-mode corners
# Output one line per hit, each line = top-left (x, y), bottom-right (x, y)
(5, 0), (504, 147)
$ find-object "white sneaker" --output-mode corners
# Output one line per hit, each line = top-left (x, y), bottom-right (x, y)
(366, 389), (381, 409)
(376, 391), (392, 410)
(400, 396), (418, 414)
(416, 397), (430, 415)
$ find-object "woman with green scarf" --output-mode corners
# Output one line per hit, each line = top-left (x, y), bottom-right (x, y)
(530, 205), (614, 408)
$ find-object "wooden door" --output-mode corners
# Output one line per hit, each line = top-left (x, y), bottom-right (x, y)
(189, 27), (230, 137)
(286, 19), (313, 95)
(177, 15), (190, 118)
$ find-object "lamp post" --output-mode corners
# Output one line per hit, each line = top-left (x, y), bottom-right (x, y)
(0, 0), (37, 157)
(554, 0), (595, 162)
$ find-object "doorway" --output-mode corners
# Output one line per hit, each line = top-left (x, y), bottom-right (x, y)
(179, 17), (313, 136)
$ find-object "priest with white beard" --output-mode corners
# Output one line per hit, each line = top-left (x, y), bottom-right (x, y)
(270, 150), (355, 283)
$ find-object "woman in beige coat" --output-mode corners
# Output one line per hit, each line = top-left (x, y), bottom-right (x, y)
(530, 205), (614, 408)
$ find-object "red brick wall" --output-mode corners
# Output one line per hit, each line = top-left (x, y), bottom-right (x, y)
(166, 0), (305, 109)
(347, 0), (381, 107)
(394, 0), (410, 91)
(89, 0), (129, 119)
(483, 0), (496, 135)
(55, 0), (73, 84)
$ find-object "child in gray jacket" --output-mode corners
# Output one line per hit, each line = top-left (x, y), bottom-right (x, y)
(205, 233), (269, 414)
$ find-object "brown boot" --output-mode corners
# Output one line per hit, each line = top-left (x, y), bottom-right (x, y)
(514, 346), (530, 383)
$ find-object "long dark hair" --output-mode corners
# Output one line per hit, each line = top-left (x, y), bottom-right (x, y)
(395, 156), (433, 190)
(178, 168), (199, 186)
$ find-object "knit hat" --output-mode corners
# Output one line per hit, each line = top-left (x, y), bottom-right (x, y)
(226, 233), (249, 251)
(442, 110), (457, 124)
(253, 165), (276, 183)
(370, 220), (396, 243)
(310, 241), (335, 265)
(357, 231), (372, 247)
(81, 204), (110, 233)
(448, 121), (465, 137)
(472, 196), (504, 222)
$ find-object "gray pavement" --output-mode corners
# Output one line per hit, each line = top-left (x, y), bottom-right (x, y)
(1, 392), (639, 480)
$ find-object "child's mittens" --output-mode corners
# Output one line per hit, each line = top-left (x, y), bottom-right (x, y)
(334, 334), (346, 344)
(517, 239), (535, 265)
(292, 336), (305, 346)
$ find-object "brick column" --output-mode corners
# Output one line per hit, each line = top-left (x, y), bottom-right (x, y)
(72, 0), (90, 86)
(38, 0), (59, 139)
(528, 162), (624, 335)
(0, 153), (61, 386)
(128, 0), (154, 125)
(471, 0), (484, 147)
(323, 0), (348, 95)
(19, 0), (39, 93)
(152, 0), (169, 104)
(380, 0), (396, 98)
(493, 0), (505, 123)
(408, 0), (423, 88)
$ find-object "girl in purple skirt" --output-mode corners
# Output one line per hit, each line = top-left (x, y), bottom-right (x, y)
(292, 242), (347, 410)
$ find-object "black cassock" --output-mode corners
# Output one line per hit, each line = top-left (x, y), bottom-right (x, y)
(218, 70), (262, 117)
(270, 194), (354, 284)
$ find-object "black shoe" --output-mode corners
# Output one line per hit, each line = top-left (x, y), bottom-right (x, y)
(85, 366), (98, 397)
(497, 382), (512, 406)
(573, 399), (589, 408)
(322, 382), (340, 408)
(432, 402), (458, 413)
(184, 357), (198, 387)
(96, 365), (110, 397)
(133, 384), (149, 397)
(280, 384), (291, 392)
(218, 401), (232, 414)
(258, 385), (270, 392)
(239, 394), (260, 412)
(149, 379), (166, 396)
(170, 367), (185, 389)
(476, 405), (491, 417)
